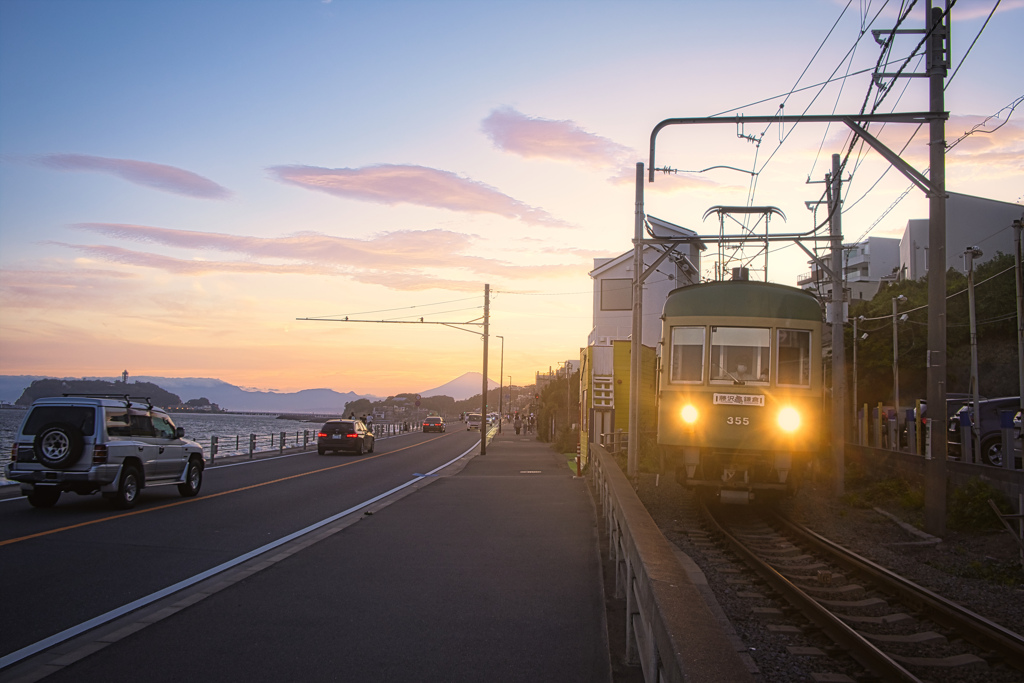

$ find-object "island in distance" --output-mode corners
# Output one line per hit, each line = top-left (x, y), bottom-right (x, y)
(0, 372), (499, 413)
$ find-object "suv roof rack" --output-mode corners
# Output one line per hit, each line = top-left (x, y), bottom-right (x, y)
(60, 394), (155, 410)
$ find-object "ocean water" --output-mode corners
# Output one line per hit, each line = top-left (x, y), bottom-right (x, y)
(0, 409), (335, 458)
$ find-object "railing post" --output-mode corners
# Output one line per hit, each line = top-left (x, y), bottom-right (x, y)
(249, 434), (255, 459)
(280, 431), (286, 454)
(960, 411), (973, 463)
(211, 435), (218, 462)
(1001, 410), (1017, 470)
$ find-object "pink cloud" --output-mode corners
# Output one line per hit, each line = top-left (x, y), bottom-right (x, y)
(35, 154), (231, 199)
(268, 163), (567, 226)
(481, 106), (633, 166)
(63, 223), (587, 289)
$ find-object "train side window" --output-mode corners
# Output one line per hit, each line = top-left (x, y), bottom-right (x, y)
(710, 326), (769, 385)
(670, 326), (704, 383)
(777, 329), (812, 387)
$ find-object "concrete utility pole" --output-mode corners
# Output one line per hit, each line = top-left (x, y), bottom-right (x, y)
(481, 284), (490, 455)
(924, 5), (949, 536)
(829, 154), (846, 495)
(1015, 219), (1024, 434)
(497, 335), (504, 434)
(892, 294), (907, 428)
(628, 162), (645, 478)
(965, 247), (983, 464)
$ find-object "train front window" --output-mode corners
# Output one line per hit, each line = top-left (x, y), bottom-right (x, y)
(710, 326), (769, 385)
(777, 328), (812, 387)
(670, 326), (704, 383)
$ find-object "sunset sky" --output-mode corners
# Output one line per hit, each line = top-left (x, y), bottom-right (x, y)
(1, 0), (1021, 396)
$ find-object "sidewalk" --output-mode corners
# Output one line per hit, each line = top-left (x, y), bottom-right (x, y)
(40, 427), (613, 682)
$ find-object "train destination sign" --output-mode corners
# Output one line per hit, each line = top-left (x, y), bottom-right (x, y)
(713, 393), (765, 407)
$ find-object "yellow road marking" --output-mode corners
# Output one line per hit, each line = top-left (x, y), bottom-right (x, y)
(1, 433), (452, 548)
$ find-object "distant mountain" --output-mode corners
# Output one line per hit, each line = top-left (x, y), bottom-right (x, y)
(0, 375), (47, 404)
(420, 372), (498, 402)
(0, 375), (377, 414)
(130, 377), (375, 413)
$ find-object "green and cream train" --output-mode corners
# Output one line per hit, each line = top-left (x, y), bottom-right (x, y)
(658, 279), (824, 503)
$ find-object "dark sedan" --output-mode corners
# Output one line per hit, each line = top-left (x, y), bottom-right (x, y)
(422, 416), (446, 433)
(317, 419), (375, 455)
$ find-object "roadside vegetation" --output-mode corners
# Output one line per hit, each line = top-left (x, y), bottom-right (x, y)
(846, 252), (1020, 407)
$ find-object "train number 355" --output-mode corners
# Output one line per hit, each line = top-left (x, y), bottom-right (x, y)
(726, 416), (750, 426)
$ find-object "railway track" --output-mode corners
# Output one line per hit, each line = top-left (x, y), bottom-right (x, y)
(697, 499), (1024, 682)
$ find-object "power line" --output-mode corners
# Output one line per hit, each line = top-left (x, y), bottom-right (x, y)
(304, 295), (480, 320)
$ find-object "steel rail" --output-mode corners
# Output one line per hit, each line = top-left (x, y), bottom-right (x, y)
(701, 501), (923, 682)
(771, 511), (1024, 672)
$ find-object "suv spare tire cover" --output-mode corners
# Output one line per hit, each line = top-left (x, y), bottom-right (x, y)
(33, 422), (85, 469)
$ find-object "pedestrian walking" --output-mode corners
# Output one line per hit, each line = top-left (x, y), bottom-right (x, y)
(514, 416), (522, 435)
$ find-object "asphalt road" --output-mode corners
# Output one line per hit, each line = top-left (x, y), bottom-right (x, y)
(0, 427), (611, 682)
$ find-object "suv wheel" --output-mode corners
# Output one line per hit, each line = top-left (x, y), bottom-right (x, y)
(981, 436), (1003, 467)
(27, 487), (61, 508)
(177, 459), (203, 497)
(113, 465), (142, 509)
(33, 422), (84, 469)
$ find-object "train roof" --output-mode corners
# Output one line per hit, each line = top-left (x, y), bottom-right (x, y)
(663, 280), (822, 321)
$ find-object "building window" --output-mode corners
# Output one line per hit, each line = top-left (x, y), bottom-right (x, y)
(600, 278), (632, 311)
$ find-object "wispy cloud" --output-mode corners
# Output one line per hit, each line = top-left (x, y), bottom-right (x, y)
(0, 266), (137, 308)
(35, 154), (231, 199)
(268, 163), (567, 226)
(61, 223), (586, 290)
(481, 106), (633, 167)
(481, 106), (729, 193)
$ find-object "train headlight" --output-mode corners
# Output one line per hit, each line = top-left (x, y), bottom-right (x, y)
(777, 407), (801, 433)
(680, 404), (699, 424)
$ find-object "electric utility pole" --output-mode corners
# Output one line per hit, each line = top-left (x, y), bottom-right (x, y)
(481, 284), (490, 455)
(923, 5), (950, 535)
(628, 162), (644, 478)
(829, 154), (846, 495)
(297, 284), (492, 457)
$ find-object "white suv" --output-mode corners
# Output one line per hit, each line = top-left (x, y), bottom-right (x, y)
(6, 395), (205, 509)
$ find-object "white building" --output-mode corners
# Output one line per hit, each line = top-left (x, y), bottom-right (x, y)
(900, 192), (1023, 280)
(799, 192), (1022, 301)
(588, 216), (704, 348)
(797, 236), (900, 301)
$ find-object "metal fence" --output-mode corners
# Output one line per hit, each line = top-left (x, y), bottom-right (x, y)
(199, 421), (423, 462)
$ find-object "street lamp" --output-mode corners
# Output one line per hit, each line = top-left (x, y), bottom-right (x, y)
(497, 335), (504, 434)
(892, 294), (907, 429)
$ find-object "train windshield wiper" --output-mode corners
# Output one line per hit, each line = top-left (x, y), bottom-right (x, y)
(714, 364), (745, 385)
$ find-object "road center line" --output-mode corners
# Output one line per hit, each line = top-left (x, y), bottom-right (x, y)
(0, 433), (454, 548)
(0, 440), (479, 671)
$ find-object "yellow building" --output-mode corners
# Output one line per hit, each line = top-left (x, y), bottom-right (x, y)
(578, 339), (657, 467)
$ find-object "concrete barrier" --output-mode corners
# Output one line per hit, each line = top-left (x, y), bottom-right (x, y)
(590, 443), (753, 683)
(845, 443), (1023, 503)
